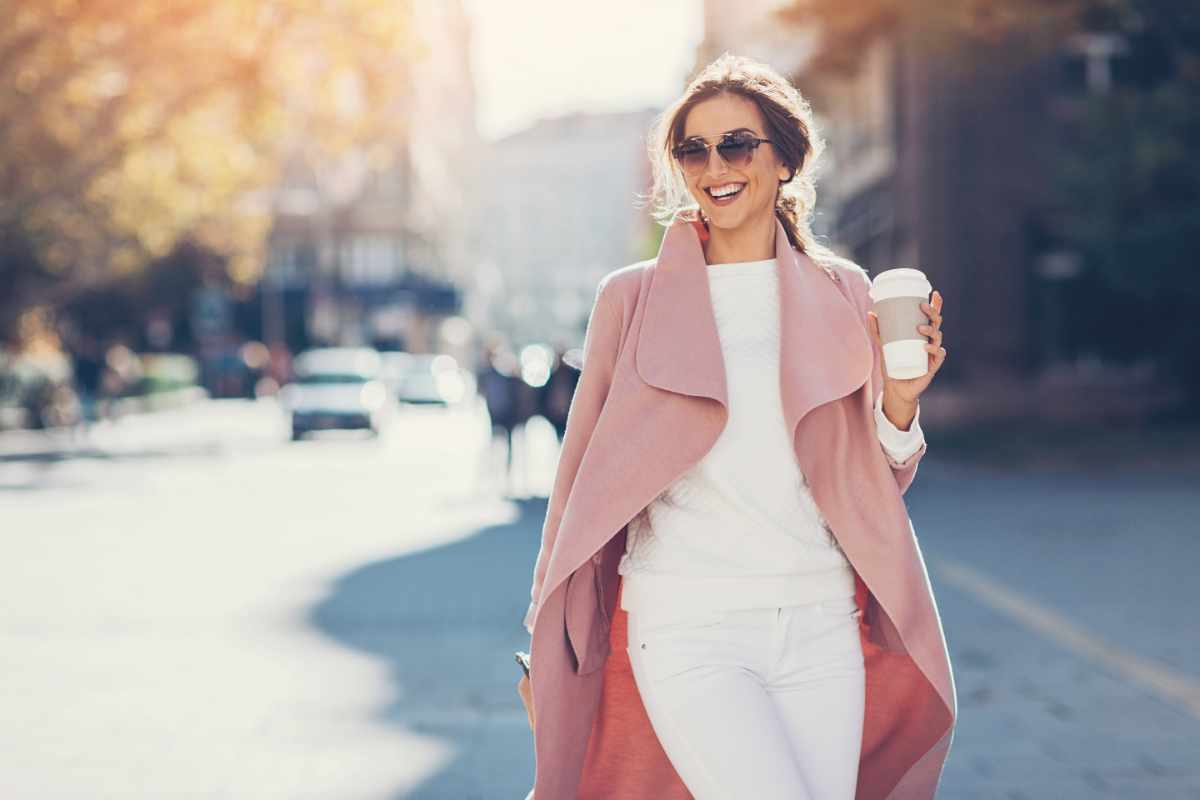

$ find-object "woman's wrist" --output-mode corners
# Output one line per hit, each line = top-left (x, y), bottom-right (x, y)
(881, 388), (918, 432)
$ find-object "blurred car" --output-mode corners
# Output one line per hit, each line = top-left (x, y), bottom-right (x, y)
(378, 351), (414, 397)
(379, 351), (467, 406)
(281, 347), (389, 440)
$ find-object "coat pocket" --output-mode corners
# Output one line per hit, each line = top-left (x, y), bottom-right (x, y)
(564, 559), (611, 675)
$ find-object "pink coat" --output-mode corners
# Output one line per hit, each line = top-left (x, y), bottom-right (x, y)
(524, 216), (957, 799)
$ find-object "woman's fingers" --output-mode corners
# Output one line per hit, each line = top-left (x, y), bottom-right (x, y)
(518, 674), (535, 731)
(919, 291), (944, 351)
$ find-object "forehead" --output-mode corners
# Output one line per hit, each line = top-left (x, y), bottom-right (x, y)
(682, 93), (765, 139)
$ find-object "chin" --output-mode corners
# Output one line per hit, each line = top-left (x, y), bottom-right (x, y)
(704, 209), (751, 230)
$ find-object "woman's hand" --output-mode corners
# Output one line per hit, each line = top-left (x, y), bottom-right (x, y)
(867, 290), (946, 407)
(518, 673), (535, 731)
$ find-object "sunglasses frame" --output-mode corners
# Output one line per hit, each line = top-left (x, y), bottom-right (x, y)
(672, 131), (774, 175)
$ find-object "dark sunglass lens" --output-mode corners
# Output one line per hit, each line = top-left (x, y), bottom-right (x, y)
(676, 145), (709, 172)
(716, 138), (754, 167)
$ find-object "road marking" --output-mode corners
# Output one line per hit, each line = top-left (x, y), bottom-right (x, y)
(935, 557), (1200, 720)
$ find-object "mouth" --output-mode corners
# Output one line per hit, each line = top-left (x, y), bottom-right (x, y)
(705, 182), (746, 206)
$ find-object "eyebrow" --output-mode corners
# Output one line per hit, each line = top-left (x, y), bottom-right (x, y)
(681, 127), (755, 144)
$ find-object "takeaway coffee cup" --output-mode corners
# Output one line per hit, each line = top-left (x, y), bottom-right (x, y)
(868, 268), (933, 380)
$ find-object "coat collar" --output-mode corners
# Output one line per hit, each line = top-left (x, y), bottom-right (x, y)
(635, 215), (874, 437)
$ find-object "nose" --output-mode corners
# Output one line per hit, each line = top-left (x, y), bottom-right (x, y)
(703, 145), (729, 179)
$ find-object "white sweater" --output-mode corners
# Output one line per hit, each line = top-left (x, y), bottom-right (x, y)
(617, 256), (925, 621)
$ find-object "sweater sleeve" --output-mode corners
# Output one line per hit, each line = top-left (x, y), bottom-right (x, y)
(874, 388), (926, 464)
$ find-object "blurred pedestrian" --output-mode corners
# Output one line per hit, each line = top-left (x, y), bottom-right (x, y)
(99, 343), (141, 422)
(540, 346), (580, 444)
(475, 340), (520, 494)
(68, 334), (104, 427)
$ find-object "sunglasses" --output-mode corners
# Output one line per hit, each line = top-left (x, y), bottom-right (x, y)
(672, 131), (774, 175)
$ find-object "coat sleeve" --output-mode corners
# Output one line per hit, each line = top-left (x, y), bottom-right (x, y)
(847, 266), (928, 496)
(523, 276), (621, 635)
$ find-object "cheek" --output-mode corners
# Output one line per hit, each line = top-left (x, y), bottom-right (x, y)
(753, 165), (777, 194)
(756, 175), (781, 205)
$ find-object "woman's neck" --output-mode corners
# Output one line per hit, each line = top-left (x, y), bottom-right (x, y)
(701, 213), (776, 265)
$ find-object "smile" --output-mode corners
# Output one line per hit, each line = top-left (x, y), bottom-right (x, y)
(706, 182), (746, 204)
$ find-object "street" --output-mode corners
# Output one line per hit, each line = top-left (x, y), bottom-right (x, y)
(2, 400), (1198, 799)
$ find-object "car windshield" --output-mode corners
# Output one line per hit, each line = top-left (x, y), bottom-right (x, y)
(405, 373), (436, 387)
(296, 373), (370, 385)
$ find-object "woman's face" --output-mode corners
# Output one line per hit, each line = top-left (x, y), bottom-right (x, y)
(679, 93), (791, 235)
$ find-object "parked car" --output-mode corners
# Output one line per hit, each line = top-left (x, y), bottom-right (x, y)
(380, 351), (467, 406)
(378, 351), (414, 398)
(281, 347), (389, 440)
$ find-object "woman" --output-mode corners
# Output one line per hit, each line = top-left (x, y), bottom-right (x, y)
(519, 53), (955, 799)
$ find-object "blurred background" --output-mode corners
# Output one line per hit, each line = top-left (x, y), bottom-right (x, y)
(1, 0), (1198, 798)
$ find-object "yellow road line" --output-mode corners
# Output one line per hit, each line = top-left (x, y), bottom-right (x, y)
(935, 557), (1200, 720)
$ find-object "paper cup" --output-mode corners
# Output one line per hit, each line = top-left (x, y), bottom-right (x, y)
(868, 268), (932, 380)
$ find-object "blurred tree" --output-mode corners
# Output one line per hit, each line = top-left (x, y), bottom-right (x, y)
(1053, 8), (1200, 400)
(0, 0), (418, 340)
(778, 0), (1200, 399)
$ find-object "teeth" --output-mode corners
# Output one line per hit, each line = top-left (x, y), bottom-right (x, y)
(709, 183), (744, 198)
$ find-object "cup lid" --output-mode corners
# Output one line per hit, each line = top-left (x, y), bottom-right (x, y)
(872, 267), (926, 283)
(869, 267), (929, 299)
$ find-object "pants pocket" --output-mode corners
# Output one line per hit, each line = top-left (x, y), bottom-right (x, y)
(635, 608), (730, 636)
(815, 595), (862, 621)
(629, 609), (731, 685)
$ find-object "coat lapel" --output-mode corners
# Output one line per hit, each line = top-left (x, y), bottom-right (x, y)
(635, 215), (873, 448)
(633, 217), (728, 406)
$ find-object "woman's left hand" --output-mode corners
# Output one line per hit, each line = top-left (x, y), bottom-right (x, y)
(866, 290), (946, 405)
(518, 672), (535, 732)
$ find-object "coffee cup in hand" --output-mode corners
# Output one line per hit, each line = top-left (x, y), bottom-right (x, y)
(868, 268), (933, 380)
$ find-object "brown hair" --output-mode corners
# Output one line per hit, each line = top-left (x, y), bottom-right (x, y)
(640, 52), (848, 268)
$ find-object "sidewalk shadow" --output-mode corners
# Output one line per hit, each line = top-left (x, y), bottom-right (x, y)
(308, 495), (546, 800)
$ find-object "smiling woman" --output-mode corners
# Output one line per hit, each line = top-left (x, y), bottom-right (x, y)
(521, 51), (955, 800)
(642, 54), (839, 270)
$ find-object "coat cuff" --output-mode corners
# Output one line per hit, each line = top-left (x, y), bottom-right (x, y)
(874, 389), (925, 464)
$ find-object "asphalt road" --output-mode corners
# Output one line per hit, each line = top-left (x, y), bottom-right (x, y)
(1, 399), (1197, 798)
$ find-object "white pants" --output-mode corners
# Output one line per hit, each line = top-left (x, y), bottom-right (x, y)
(626, 595), (866, 800)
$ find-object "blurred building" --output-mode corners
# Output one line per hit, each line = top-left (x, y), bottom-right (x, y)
(259, 0), (478, 355)
(468, 109), (658, 347)
(698, 1), (1175, 426)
